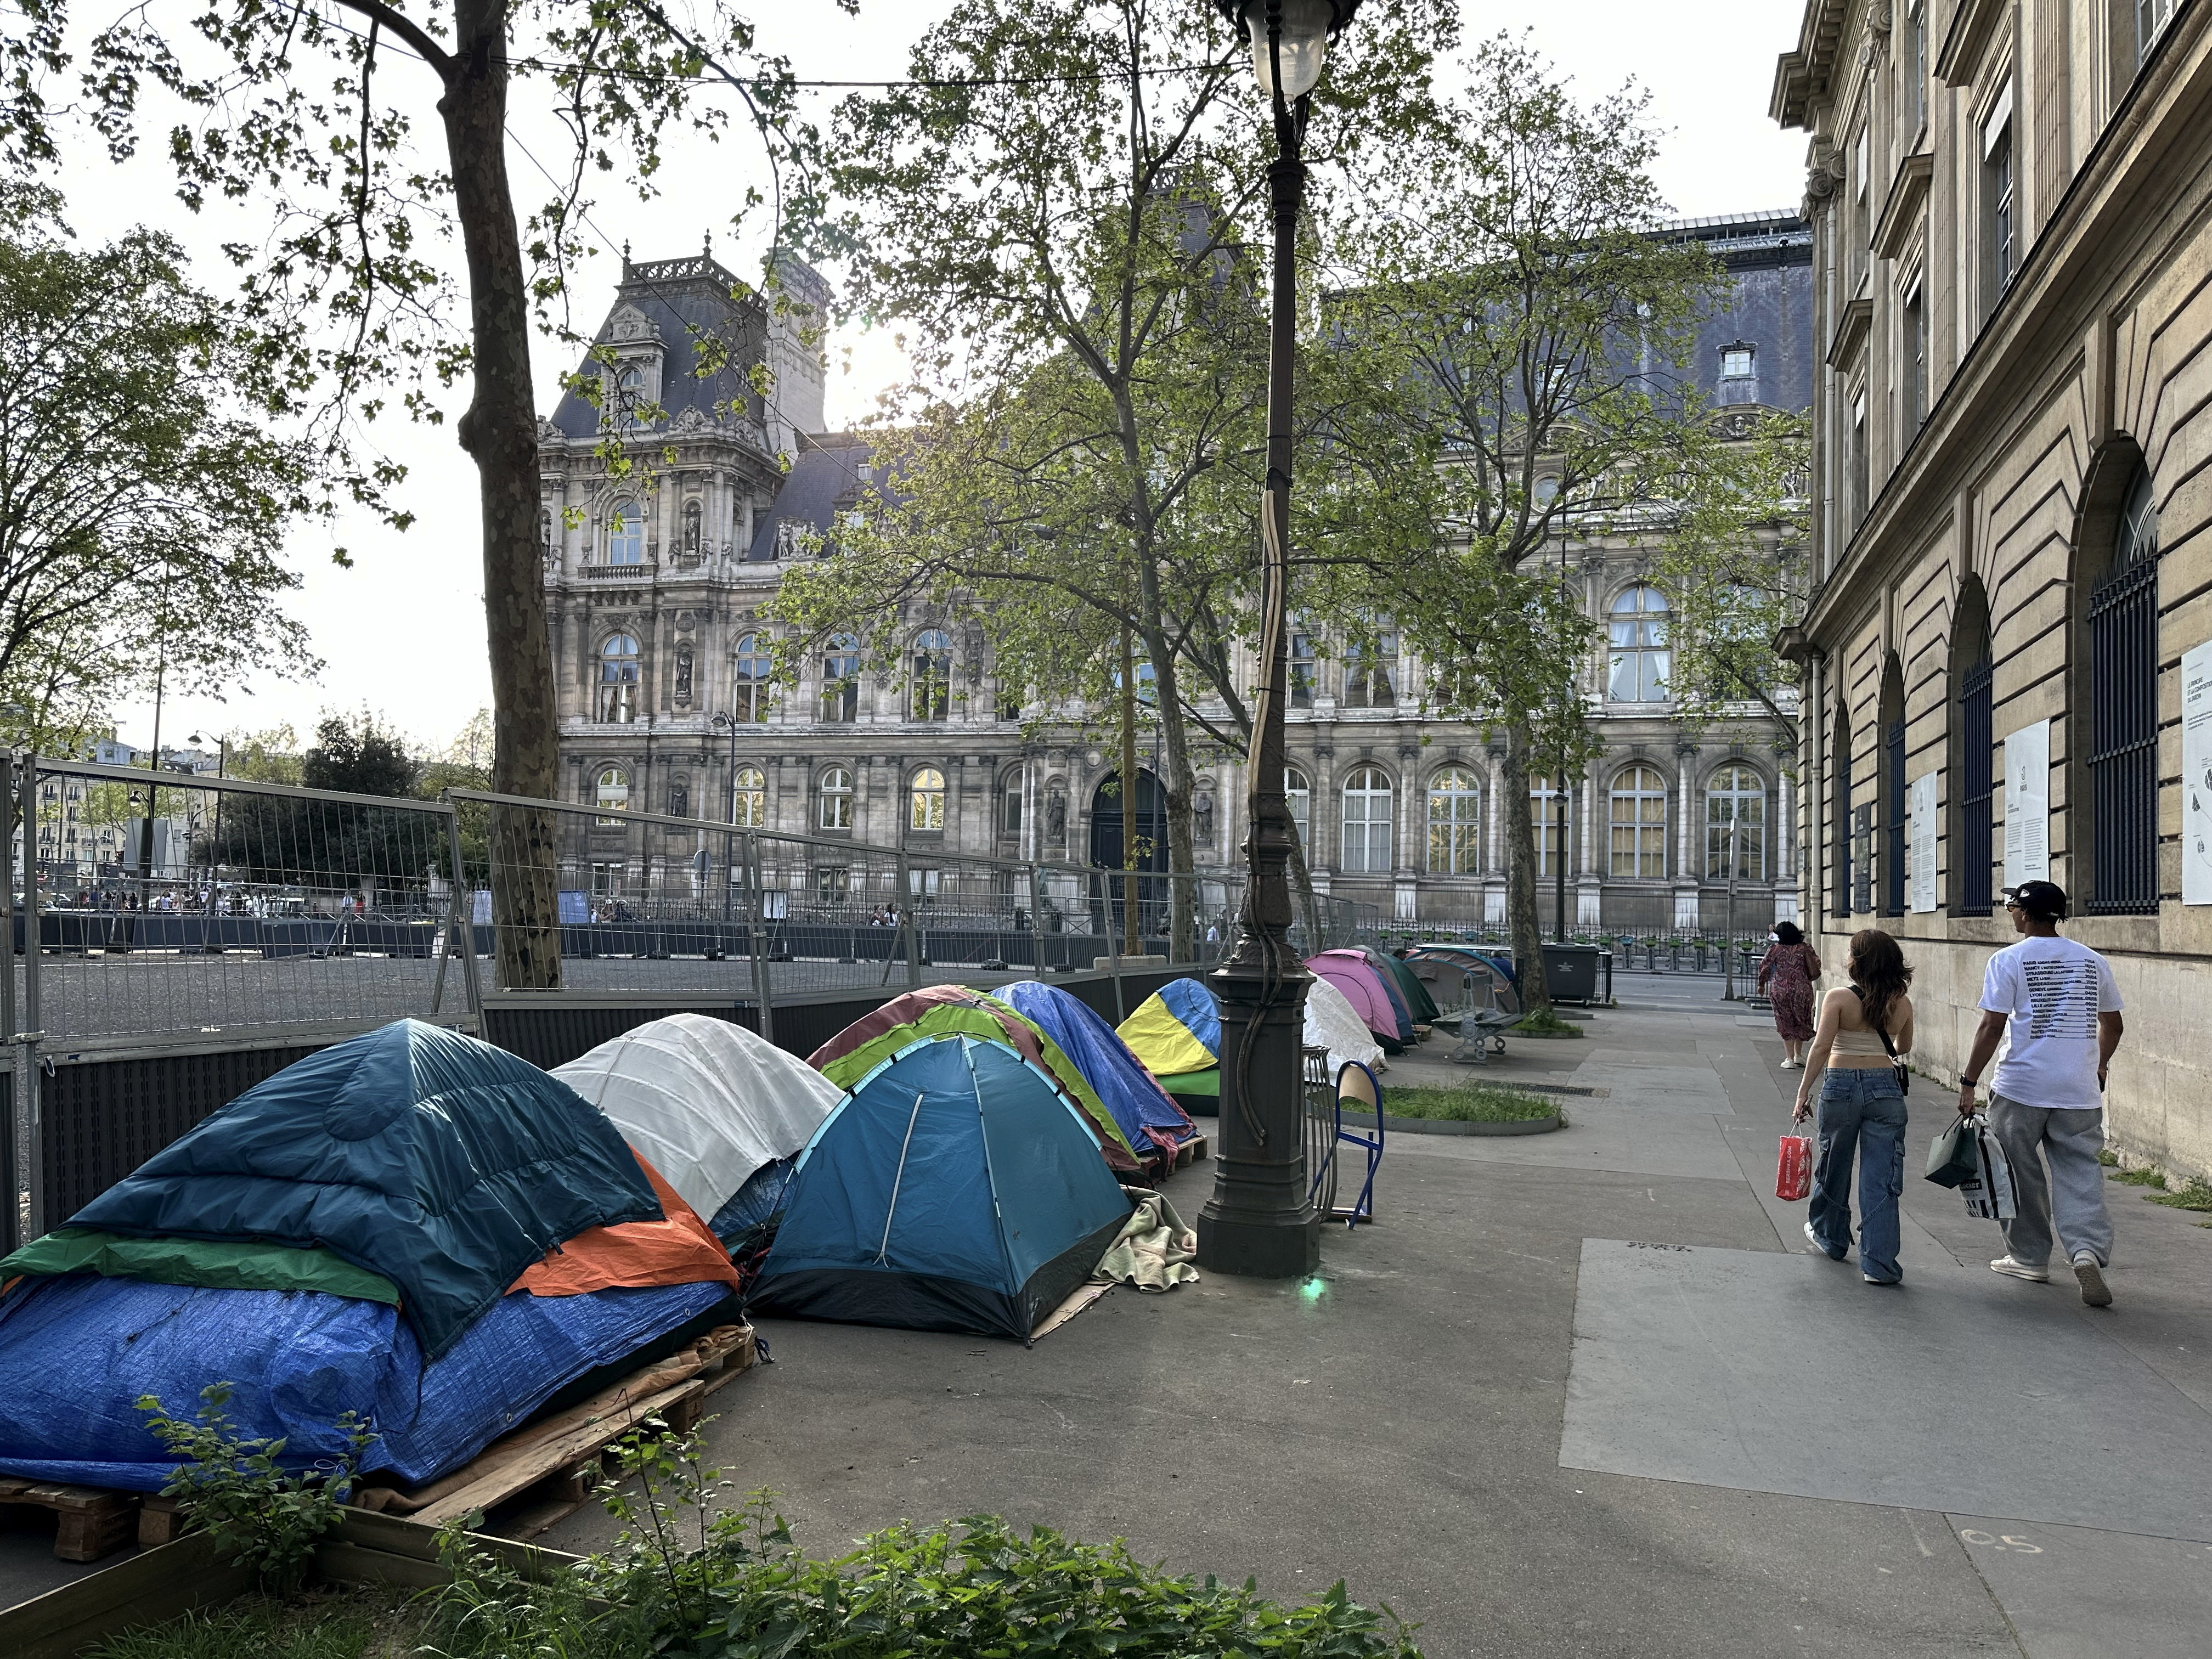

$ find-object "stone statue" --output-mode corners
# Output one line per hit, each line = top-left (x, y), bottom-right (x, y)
(1195, 794), (1215, 841)
(1046, 791), (1067, 840)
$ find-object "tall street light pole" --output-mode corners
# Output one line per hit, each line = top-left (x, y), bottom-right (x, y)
(1198, 0), (1361, 1279)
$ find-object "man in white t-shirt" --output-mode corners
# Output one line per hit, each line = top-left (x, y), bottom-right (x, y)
(1955, 880), (2125, 1307)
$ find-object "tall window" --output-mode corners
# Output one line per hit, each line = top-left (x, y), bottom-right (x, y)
(607, 499), (643, 565)
(816, 866), (850, 905)
(1986, 116), (2016, 309)
(2139, 0), (2177, 65)
(732, 766), (766, 828)
(1286, 766), (1312, 851)
(682, 499), (702, 556)
(732, 633), (772, 723)
(1848, 392), (1870, 531)
(818, 766), (854, 831)
(1902, 278), (1927, 438)
(2087, 464), (2161, 915)
(910, 766), (946, 832)
(1832, 699), (1855, 915)
(911, 629), (952, 722)
(1340, 766), (1393, 873)
(1956, 627), (1995, 917)
(1607, 588), (1671, 702)
(1705, 765), (1766, 881)
(1342, 624), (1397, 708)
(1609, 765), (1667, 878)
(595, 767), (630, 823)
(1000, 782), (1024, 838)
(820, 633), (860, 722)
(1426, 769), (1480, 874)
(1289, 627), (1316, 709)
(598, 633), (640, 723)
(1532, 772), (1565, 878)
(1881, 657), (1906, 916)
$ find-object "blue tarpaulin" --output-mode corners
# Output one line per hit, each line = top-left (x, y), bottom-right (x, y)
(70, 1020), (663, 1358)
(0, 1273), (733, 1492)
(995, 981), (1194, 1154)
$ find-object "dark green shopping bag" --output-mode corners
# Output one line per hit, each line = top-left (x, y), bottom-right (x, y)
(1926, 1114), (1981, 1189)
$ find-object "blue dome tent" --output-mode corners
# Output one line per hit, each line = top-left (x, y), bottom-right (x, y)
(749, 1036), (1132, 1342)
(995, 980), (1195, 1163)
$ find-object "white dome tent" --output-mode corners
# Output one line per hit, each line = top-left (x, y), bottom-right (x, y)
(554, 1014), (842, 1232)
(1305, 975), (1386, 1077)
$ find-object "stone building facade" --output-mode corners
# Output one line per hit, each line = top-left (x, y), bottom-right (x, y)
(1774, 0), (2212, 1176)
(541, 221), (1813, 932)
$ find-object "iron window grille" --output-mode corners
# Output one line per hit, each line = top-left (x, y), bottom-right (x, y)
(2087, 472), (2161, 914)
(1957, 657), (1995, 914)
(1884, 716), (1907, 916)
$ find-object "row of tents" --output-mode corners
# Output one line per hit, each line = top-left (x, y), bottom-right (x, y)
(0, 976), (1229, 1498)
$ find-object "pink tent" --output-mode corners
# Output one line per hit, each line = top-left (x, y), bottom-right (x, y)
(1305, 950), (1406, 1043)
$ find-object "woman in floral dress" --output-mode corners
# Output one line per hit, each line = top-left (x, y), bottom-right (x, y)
(1756, 921), (1822, 1069)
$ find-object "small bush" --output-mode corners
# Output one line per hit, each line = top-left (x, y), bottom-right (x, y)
(1380, 1085), (1557, 1124)
(1509, 1009), (1582, 1037)
(421, 1421), (1423, 1658)
(2146, 1177), (2212, 1214)
(137, 1383), (369, 1593)
(2096, 1148), (2119, 1167)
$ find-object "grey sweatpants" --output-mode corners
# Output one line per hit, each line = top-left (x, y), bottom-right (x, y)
(1988, 1094), (2113, 1268)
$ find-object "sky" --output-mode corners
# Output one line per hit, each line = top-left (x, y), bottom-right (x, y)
(88, 1), (1810, 760)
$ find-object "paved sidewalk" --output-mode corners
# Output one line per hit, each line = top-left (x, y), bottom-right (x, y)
(541, 977), (2211, 1657)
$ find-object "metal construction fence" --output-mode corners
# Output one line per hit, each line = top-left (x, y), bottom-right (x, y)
(1385, 923), (1775, 980)
(3, 754), (1384, 1248)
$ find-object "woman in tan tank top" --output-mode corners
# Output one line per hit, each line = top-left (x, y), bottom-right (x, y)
(1792, 929), (1915, 1286)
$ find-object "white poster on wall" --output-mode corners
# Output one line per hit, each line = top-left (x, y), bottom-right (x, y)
(2004, 719), (2051, 887)
(2185, 641), (2212, 905)
(1910, 771), (1940, 913)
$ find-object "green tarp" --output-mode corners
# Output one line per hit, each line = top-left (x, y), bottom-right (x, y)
(1, 1228), (401, 1304)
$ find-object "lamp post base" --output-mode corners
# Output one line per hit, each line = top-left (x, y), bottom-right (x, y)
(1196, 958), (1320, 1278)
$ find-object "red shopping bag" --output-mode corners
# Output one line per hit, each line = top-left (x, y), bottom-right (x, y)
(1776, 1133), (1814, 1201)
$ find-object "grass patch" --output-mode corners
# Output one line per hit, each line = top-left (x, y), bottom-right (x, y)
(2108, 1166), (2168, 1188)
(87, 1591), (416, 1659)
(1379, 1085), (1559, 1124)
(2097, 1148), (2120, 1167)
(2145, 1177), (2212, 1214)
(1509, 1008), (1583, 1037)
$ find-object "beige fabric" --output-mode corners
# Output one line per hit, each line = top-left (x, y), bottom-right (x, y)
(1091, 1192), (1200, 1291)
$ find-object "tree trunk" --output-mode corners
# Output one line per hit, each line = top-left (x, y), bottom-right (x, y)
(1118, 623), (1141, 956)
(441, 3), (561, 991)
(1147, 640), (1200, 966)
(1502, 721), (1553, 1018)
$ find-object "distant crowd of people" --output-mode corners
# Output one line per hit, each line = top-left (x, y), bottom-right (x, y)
(1757, 879), (2122, 1307)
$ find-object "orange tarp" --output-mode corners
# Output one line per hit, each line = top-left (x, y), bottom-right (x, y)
(511, 1153), (743, 1299)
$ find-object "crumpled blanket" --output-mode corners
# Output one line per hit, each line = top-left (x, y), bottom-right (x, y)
(1092, 1192), (1200, 1291)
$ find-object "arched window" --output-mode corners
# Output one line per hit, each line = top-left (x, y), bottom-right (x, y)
(817, 766), (854, 831)
(1530, 772), (1566, 878)
(911, 629), (952, 722)
(732, 766), (766, 828)
(1609, 765), (1667, 878)
(597, 633), (640, 723)
(1950, 577), (1995, 916)
(1607, 586), (1671, 702)
(910, 766), (946, 832)
(682, 499), (702, 556)
(1832, 697), (1855, 914)
(1286, 766), (1312, 851)
(1426, 768), (1480, 873)
(1705, 765), (1766, 881)
(2086, 462), (2160, 914)
(1340, 765), (1393, 874)
(1879, 653), (1905, 916)
(820, 633), (860, 723)
(594, 766), (630, 823)
(1343, 622), (1398, 708)
(607, 500), (643, 566)
(732, 633), (772, 723)
(999, 776), (1024, 838)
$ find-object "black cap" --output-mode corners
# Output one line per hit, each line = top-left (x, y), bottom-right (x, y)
(2002, 880), (2068, 920)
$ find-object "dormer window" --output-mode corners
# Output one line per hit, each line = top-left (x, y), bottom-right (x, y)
(1720, 346), (1755, 379)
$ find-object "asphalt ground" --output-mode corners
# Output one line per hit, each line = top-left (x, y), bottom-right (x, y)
(525, 977), (2210, 1659)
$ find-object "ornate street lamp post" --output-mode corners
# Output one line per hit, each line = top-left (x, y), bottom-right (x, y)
(1198, 0), (1361, 1278)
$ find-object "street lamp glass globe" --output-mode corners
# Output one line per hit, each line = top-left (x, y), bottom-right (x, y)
(1235, 0), (1338, 101)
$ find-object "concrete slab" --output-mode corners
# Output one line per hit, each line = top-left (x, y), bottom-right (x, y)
(1567, 1064), (1737, 1117)
(1385, 1102), (1745, 1182)
(1562, 1239), (2212, 1541)
(1945, 1515), (2212, 1659)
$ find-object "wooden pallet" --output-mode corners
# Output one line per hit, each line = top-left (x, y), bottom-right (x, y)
(0, 1478), (140, 1562)
(1172, 1132), (1209, 1170)
(347, 1321), (757, 1538)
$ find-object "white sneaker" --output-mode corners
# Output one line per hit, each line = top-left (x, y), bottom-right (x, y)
(1779, 1059), (1801, 1070)
(2072, 1254), (2113, 1308)
(1990, 1255), (2049, 1283)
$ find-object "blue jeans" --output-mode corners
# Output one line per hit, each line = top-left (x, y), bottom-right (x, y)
(1807, 1067), (1908, 1283)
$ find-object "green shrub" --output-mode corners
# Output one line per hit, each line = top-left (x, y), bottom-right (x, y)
(421, 1421), (1423, 1659)
(2108, 1166), (2167, 1188)
(2146, 1177), (2212, 1214)
(137, 1383), (369, 1593)
(1509, 1008), (1582, 1037)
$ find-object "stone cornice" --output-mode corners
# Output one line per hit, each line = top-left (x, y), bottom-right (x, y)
(1872, 152), (1935, 260)
(1771, 0), (1850, 129)
(1826, 295), (1874, 369)
(1933, 0), (2009, 87)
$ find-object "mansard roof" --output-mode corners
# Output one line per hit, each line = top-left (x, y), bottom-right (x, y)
(548, 251), (770, 439)
(746, 433), (897, 562)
